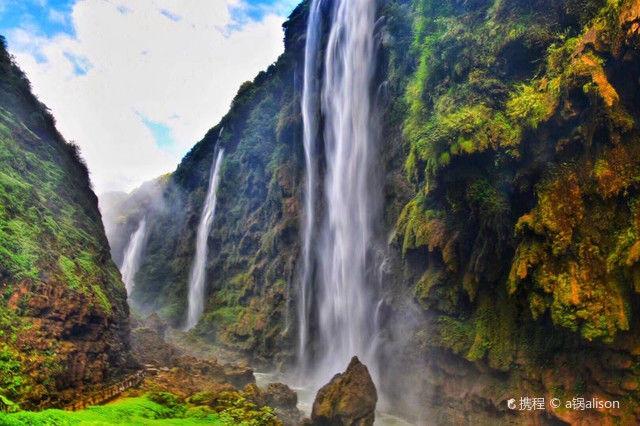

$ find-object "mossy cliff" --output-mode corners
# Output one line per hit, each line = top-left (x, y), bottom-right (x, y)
(107, 0), (640, 423)
(390, 0), (640, 423)
(105, 5), (308, 361)
(0, 37), (133, 409)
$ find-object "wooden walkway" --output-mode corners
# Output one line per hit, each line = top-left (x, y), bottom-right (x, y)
(63, 370), (146, 411)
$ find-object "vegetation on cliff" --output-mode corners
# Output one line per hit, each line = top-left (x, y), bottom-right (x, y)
(104, 4), (310, 361)
(395, 0), (640, 421)
(0, 35), (132, 409)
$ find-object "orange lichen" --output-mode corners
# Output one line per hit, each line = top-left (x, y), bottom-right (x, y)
(593, 145), (637, 198)
(536, 171), (585, 254)
(627, 241), (640, 266)
(579, 55), (620, 107)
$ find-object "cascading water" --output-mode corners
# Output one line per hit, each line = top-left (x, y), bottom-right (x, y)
(120, 218), (147, 295)
(299, 0), (380, 387)
(185, 148), (225, 331)
(298, 0), (323, 368)
(120, 218), (147, 296)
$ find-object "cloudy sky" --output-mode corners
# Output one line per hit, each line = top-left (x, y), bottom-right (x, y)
(0, 0), (298, 193)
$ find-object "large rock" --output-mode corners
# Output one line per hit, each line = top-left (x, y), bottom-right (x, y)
(143, 313), (168, 338)
(311, 357), (377, 426)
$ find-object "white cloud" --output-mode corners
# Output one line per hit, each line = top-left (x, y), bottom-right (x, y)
(7, 0), (291, 193)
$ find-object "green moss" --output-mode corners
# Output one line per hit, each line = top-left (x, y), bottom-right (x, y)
(0, 344), (25, 399)
(396, 197), (447, 255)
(58, 256), (80, 290)
(506, 83), (555, 128)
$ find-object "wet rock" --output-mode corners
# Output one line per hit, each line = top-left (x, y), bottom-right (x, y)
(10, 281), (134, 409)
(265, 382), (297, 408)
(130, 327), (182, 367)
(265, 382), (303, 426)
(222, 361), (255, 389)
(242, 383), (266, 407)
(311, 356), (377, 426)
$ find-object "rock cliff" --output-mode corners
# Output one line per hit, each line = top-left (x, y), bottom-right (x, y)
(0, 36), (133, 409)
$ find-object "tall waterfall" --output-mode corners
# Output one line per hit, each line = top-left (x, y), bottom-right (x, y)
(299, 0), (380, 386)
(185, 148), (225, 331)
(121, 218), (147, 296)
(298, 0), (323, 367)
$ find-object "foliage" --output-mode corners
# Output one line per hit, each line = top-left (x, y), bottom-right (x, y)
(0, 394), (225, 425)
(0, 36), (127, 405)
(397, 0), (640, 374)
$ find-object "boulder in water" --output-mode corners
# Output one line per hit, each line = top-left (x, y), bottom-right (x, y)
(242, 382), (303, 425)
(311, 356), (377, 426)
(265, 382), (302, 425)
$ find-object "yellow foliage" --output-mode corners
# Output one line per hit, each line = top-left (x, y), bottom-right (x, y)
(536, 172), (585, 254)
(396, 198), (448, 255)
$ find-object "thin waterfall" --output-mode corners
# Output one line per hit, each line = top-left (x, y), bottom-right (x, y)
(298, 0), (323, 367)
(299, 0), (380, 386)
(120, 218), (147, 296)
(185, 147), (225, 331)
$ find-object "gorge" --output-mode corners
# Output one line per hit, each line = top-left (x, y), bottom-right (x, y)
(2, 0), (640, 424)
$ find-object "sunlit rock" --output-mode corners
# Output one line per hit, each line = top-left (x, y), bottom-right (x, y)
(311, 357), (377, 426)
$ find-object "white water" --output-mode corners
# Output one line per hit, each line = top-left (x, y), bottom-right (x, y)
(120, 218), (147, 296)
(299, 0), (380, 388)
(185, 148), (225, 330)
(298, 0), (323, 368)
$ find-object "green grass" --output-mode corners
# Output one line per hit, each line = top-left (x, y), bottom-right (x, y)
(0, 396), (230, 425)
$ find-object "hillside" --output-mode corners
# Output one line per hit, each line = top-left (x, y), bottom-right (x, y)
(0, 36), (133, 409)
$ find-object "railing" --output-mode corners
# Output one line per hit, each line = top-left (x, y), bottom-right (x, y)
(62, 370), (146, 411)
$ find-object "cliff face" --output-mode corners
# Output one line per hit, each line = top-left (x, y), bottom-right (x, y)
(391, 0), (640, 423)
(107, 0), (640, 423)
(0, 37), (132, 409)
(105, 4), (308, 361)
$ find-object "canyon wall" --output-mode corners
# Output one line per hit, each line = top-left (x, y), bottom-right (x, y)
(106, 1), (640, 423)
(0, 37), (133, 409)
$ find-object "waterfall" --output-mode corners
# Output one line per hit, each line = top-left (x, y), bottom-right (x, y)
(120, 218), (147, 296)
(299, 0), (380, 386)
(298, 0), (323, 367)
(185, 148), (225, 331)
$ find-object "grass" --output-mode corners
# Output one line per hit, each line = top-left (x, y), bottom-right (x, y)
(0, 395), (230, 425)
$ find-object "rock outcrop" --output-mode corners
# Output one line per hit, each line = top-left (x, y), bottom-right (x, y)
(143, 313), (168, 338)
(311, 357), (377, 426)
(131, 325), (255, 391)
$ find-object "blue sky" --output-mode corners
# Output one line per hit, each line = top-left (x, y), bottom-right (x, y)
(0, 0), (299, 192)
(0, 0), (75, 38)
(0, 0), (298, 37)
